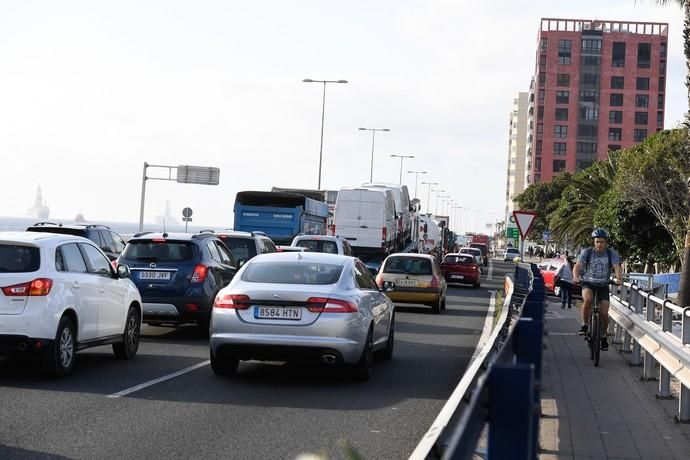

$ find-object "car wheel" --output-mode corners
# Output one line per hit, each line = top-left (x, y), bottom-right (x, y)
(431, 297), (441, 314)
(377, 314), (395, 361)
(113, 306), (141, 359)
(44, 316), (76, 378)
(353, 328), (374, 381)
(210, 347), (239, 376)
(474, 281), (481, 289)
(440, 296), (447, 311)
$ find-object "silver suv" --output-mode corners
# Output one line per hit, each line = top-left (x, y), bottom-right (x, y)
(290, 235), (354, 256)
(203, 231), (277, 265)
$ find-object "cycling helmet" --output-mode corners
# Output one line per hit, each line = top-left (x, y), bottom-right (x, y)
(591, 228), (609, 239)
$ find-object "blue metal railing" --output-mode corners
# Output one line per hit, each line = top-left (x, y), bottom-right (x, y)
(437, 263), (546, 459)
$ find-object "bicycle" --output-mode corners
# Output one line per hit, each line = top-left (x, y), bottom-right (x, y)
(584, 279), (618, 367)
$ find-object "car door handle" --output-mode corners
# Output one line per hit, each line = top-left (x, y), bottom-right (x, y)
(72, 282), (80, 290)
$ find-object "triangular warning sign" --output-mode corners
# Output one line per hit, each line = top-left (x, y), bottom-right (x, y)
(512, 210), (538, 239)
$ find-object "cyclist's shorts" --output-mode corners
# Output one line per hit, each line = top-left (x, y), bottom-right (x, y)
(582, 283), (609, 302)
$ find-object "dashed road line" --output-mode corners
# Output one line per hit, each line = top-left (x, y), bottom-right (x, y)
(107, 360), (210, 399)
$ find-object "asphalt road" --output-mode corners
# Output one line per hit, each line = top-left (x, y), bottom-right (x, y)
(0, 260), (513, 460)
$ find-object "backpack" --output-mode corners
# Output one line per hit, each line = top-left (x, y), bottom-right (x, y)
(583, 247), (613, 275)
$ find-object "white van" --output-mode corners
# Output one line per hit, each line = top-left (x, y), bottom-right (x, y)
(333, 187), (397, 255)
(362, 183), (412, 247)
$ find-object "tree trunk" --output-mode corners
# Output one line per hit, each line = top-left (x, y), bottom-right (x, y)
(676, 4), (690, 307)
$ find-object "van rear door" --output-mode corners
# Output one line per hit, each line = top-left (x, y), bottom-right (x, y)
(333, 190), (362, 243)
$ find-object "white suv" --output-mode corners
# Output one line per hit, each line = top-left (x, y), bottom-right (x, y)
(290, 234), (354, 256)
(0, 232), (143, 377)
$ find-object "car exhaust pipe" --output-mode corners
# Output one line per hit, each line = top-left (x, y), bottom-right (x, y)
(321, 353), (337, 364)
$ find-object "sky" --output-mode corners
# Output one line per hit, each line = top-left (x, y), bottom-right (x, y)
(0, 0), (686, 233)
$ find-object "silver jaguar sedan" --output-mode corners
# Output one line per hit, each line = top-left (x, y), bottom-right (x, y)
(209, 252), (395, 380)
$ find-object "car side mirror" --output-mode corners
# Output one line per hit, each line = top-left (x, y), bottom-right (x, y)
(382, 281), (395, 292)
(117, 264), (131, 279)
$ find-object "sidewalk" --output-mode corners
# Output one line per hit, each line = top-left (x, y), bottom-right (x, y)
(539, 297), (690, 459)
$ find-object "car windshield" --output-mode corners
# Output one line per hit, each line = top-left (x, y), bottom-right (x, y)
(241, 261), (344, 285)
(0, 244), (40, 273)
(122, 241), (196, 262)
(443, 255), (473, 265)
(222, 237), (258, 261)
(383, 257), (432, 275)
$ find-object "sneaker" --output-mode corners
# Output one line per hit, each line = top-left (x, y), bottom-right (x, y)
(578, 325), (588, 335)
(561, 304), (566, 309)
(601, 338), (609, 351)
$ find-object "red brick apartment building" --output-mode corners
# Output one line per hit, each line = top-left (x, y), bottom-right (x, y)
(526, 18), (668, 184)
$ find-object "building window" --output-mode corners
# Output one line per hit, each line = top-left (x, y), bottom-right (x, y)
(582, 73), (599, 86)
(660, 42), (667, 58)
(540, 57), (547, 70)
(538, 89), (545, 102)
(637, 43), (651, 69)
(537, 123), (544, 139)
(608, 128), (622, 141)
(660, 60), (666, 75)
(579, 90), (598, 102)
(658, 94), (665, 109)
(536, 140), (543, 154)
(577, 142), (597, 153)
(557, 73), (570, 86)
(555, 108), (568, 121)
(582, 55), (601, 66)
(612, 42), (626, 67)
(580, 106), (599, 120)
(636, 94), (649, 108)
(636, 77), (650, 90)
(558, 39), (572, 65)
(634, 128), (648, 142)
(581, 38), (602, 54)
(539, 72), (546, 87)
(554, 142), (567, 155)
(659, 77), (666, 91)
(578, 125), (598, 137)
(535, 158), (542, 172)
(537, 105), (544, 120)
(657, 111), (664, 127)
(611, 76), (624, 89)
(540, 38), (548, 54)
(610, 93), (624, 106)
(609, 110), (623, 124)
(608, 144), (621, 152)
(553, 159), (567, 173)
(556, 91), (569, 104)
(635, 112), (648, 125)
(554, 125), (568, 138)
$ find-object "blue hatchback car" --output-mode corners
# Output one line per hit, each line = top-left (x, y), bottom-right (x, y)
(118, 232), (238, 330)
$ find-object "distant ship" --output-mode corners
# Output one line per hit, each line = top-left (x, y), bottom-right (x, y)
(26, 186), (50, 219)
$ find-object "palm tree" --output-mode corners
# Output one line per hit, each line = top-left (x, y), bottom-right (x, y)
(656, 1), (690, 306)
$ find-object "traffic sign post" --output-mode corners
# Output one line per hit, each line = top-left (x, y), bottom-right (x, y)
(182, 207), (193, 233)
(512, 211), (538, 259)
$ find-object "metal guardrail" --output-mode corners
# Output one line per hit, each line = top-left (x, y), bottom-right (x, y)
(609, 280), (690, 422)
(410, 263), (546, 459)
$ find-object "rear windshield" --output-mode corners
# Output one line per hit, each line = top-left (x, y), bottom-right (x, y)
(221, 237), (258, 261)
(121, 241), (197, 262)
(296, 240), (339, 254)
(443, 255), (474, 265)
(383, 257), (432, 275)
(0, 245), (40, 273)
(470, 244), (487, 253)
(460, 249), (479, 255)
(241, 262), (344, 285)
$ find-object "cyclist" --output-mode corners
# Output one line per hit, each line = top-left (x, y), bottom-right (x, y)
(572, 228), (623, 351)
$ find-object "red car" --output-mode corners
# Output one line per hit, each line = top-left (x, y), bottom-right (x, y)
(441, 253), (481, 288)
(537, 258), (581, 297)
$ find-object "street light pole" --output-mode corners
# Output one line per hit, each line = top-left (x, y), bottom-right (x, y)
(422, 182), (439, 215)
(303, 78), (348, 190)
(359, 127), (390, 182)
(390, 154), (414, 184)
(407, 170), (427, 199)
(436, 194), (449, 215)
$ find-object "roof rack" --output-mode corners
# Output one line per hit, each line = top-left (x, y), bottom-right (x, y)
(198, 229), (215, 234)
(132, 231), (153, 238)
(32, 221), (62, 227)
(85, 224), (111, 229)
(251, 231), (267, 237)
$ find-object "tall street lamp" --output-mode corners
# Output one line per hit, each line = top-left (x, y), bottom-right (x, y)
(436, 194), (449, 215)
(359, 127), (390, 182)
(422, 181), (438, 214)
(303, 78), (348, 190)
(407, 170), (427, 199)
(390, 154), (414, 184)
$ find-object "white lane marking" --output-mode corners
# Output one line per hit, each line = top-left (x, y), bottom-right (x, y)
(487, 259), (494, 281)
(107, 360), (210, 399)
(409, 290), (497, 459)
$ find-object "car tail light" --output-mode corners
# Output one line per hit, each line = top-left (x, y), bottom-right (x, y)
(111, 260), (118, 270)
(330, 224), (336, 236)
(375, 273), (383, 288)
(429, 276), (440, 289)
(152, 238), (166, 243)
(214, 294), (251, 309)
(382, 227), (387, 241)
(306, 297), (358, 313)
(2, 278), (53, 297)
(191, 264), (208, 283)
(184, 303), (199, 312)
